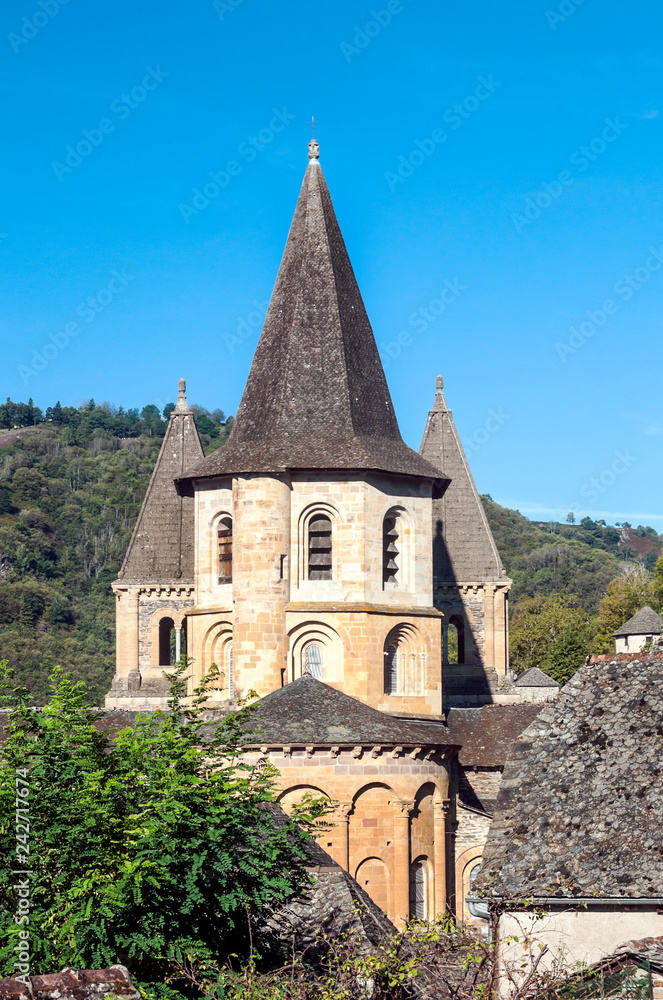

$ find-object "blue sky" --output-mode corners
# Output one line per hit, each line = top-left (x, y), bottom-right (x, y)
(1, 0), (662, 528)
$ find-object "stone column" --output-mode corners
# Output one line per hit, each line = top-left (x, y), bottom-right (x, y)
(174, 626), (182, 663)
(433, 798), (448, 917)
(484, 585), (495, 670)
(442, 621), (448, 666)
(493, 587), (507, 677)
(336, 804), (352, 872)
(393, 799), (413, 925)
(114, 584), (140, 676)
(233, 474), (291, 697)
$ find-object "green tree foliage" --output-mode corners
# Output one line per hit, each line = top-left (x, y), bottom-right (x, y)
(509, 592), (593, 683)
(0, 661), (313, 987)
(654, 556), (663, 610)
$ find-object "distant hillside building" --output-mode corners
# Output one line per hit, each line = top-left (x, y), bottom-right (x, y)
(613, 605), (663, 653)
(106, 140), (531, 925)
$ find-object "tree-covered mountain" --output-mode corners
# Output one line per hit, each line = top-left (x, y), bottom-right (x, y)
(0, 397), (660, 702)
(479, 497), (647, 611)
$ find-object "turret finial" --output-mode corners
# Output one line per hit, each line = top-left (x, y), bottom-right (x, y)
(174, 377), (190, 413)
(433, 374), (448, 412)
(308, 138), (320, 160)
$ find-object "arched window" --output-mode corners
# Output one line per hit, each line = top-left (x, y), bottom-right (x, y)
(180, 618), (187, 660)
(409, 860), (427, 919)
(448, 614), (465, 665)
(468, 862), (489, 919)
(158, 617), (175, 667)
(308, 514), (332, 580)
(383, 642), (398, 695)
(304, 643), (322, 679)
(218, 516), (233, 584)
(383, 514), (400, 588)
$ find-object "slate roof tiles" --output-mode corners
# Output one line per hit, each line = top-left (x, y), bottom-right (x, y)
(177, 157), (446, 491)
(479, 654), (663, 898)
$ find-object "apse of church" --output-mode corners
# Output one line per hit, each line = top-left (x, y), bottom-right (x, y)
(105, 140), (517, 927)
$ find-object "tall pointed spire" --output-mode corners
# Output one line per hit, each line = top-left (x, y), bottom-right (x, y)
(119, 380), (204, 582)
(420, 376), (506, 582)
(178, 150), (444, 490)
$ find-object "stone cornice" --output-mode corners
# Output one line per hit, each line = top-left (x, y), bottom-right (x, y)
(285, 602), (443, 617)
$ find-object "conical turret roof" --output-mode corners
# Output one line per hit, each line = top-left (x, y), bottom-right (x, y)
(177, 149), (445, 492)
(419, 376), (507, 583)
(119, 380), (204, 583)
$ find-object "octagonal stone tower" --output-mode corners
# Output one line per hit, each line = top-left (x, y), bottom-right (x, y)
(172, 141), (450, 714)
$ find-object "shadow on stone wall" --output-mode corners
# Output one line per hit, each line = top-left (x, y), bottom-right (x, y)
(433, 519), (495, 709)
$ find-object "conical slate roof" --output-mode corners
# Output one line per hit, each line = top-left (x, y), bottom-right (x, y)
(243, 674), (456, 748)
(118, 381), (203, 583)
(177, 147), (446, 493)
(419, 377), (507, 582)
(613, 605), (663, 637)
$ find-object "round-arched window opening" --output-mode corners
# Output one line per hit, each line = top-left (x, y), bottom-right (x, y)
(383, 514), (400, 589)
(468, 862), (489, 919)
(304, 643), (322, 679)
(217, 516), (233, 584)
(383, 643), (398, 695)
(448, 614), (465, 665)
(308, 514), (332, 580)
(159, 617), (175, 666)
(409, 860), (427, 920)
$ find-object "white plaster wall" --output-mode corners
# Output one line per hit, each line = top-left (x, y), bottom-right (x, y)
(498, 907), (663, 983)
(615, 634), (654, 653)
